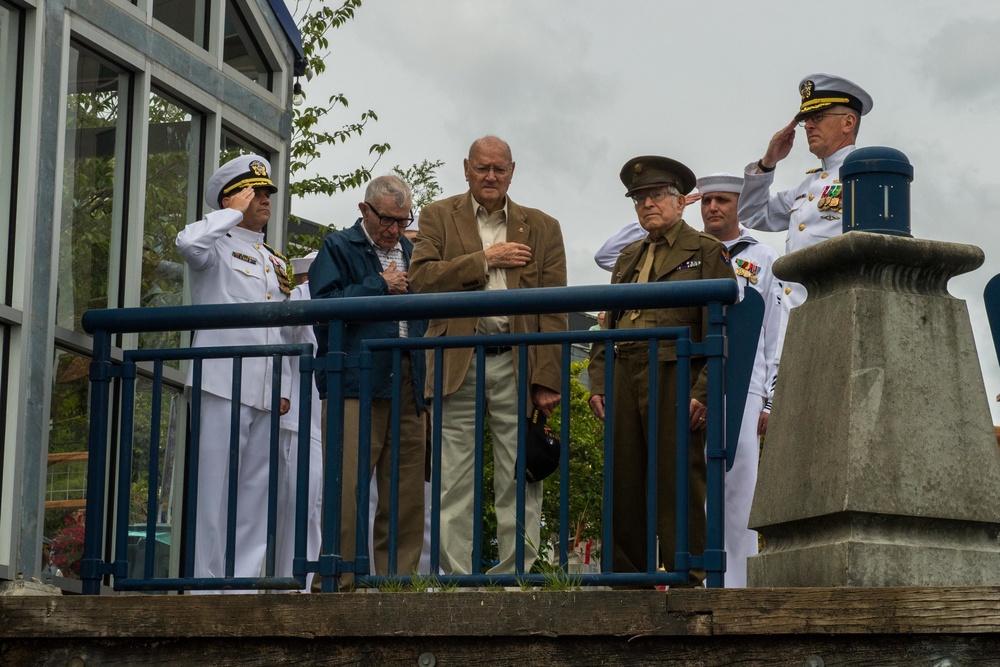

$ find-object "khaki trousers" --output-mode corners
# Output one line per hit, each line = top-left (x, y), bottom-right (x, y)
(437, 352), (542, 575)
(326, 358), (426, 589)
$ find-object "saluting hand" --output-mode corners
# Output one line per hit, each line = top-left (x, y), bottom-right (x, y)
(759, 119), (797, 171)
(225, 186), (256, 214)
(485, 242), (532, 269)
(381, 261), (409, 295)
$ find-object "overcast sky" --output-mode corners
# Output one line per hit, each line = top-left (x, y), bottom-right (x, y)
(291, 0), (1000, 420)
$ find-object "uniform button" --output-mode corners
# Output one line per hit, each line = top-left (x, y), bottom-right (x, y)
(266, 266), (271, 273)
(798, 223), (805, 231)
(267, 293), (272, 300)
(808, 194), (815, 201)
(785, 287), (791, 295)
(245, 269), (250, 274)
(821, 172), (828, 179)
(255, 243), (261, 249)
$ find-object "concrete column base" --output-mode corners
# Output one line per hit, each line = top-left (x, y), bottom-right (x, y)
(748, 232), (1000, 587)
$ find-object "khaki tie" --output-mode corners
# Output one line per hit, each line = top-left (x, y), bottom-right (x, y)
(631, 239), (659, 320)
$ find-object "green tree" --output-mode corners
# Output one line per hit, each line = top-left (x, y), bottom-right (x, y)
(393, 159), (445, 211)
(476, 361), (605, 571)
(290, 0), (389, 200)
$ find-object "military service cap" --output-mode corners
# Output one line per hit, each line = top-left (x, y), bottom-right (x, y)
(620, 155), (696, 196)
(204, 154), (279, 210)
(796, 73), (873, 121)
(696, 172), (744, 194)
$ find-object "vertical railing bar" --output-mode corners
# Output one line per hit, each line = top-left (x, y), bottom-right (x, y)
(387, 347), (403, 576)
(224, 357), (244, 579)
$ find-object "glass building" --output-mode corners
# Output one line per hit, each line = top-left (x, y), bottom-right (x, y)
(0, 0), (303, 592)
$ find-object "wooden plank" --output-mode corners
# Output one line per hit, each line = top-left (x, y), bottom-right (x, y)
(0, 592), (710, 639)
(665, 586), (1000, 634)
(44, 499), (87, 510)
(47, 452), (89, 465)
(3, 634), (1000, 666)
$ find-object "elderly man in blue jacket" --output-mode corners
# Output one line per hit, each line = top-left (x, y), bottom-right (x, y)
(309, 174), (428, 590)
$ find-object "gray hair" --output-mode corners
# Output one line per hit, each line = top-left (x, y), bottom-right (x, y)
(831, 104), (861, 138)
(365, 174), (412, 208)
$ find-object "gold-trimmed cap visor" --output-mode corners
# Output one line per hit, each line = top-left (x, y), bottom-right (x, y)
(795, 74), (872, 121)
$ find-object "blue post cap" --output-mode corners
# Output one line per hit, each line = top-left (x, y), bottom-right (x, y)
(841, 147), (913, 237)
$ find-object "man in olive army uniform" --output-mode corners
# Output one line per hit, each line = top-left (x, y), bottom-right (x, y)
(588, 155), (736, 581)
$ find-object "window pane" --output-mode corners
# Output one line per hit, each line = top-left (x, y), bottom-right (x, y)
(141, 91), (201, 362)
(46, 348), (93, 580)
(57, 47), (130, 333)
(126, 376), (183, 580)
(0, 1), (20, 303)
(224, 0), (273, 90)
(220, 130), (271, 165)
(153, 0), (208, 48)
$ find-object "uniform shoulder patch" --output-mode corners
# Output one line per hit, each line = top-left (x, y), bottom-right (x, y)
(721, 246), (731, 265)
(263, 242), (287, 262)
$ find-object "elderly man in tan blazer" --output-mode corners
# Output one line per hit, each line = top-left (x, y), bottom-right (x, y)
(410, 136), (567, 576)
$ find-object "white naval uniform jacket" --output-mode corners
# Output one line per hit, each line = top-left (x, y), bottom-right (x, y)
(278, 283), (321, 439)
(738, 144), (855, 313)
(176, 208), (291, 411)
(724, 228), (782, 404)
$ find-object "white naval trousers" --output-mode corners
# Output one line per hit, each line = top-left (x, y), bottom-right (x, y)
(193, 393), (275, 589)
(275, 428), (323, 591)
(724, 394), (764, 588)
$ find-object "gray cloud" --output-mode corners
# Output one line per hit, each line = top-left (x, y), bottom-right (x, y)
(920, 19), (1000, 102)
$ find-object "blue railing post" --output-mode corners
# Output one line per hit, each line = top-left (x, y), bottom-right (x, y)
(82, 329), (113, 594)
(321, 320), (347, 592)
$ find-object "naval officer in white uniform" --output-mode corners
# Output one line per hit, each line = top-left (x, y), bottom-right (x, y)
(176, 154), (292, 588)
(695, 173), (782, 587)
(738, 73), (873, 367)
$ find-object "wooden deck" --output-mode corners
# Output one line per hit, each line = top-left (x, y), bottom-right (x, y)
(3, 587), (1000, 665)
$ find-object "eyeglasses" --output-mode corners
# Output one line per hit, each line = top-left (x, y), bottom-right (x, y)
(630, 186), (676, 206)
(366, 202), (414, 229)
(470, 163), (511, 177)
(797, 112), (850, 127)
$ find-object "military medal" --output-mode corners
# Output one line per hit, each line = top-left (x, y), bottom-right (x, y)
(265, 243), (292, 296)
(734, 258), (760, 285)
(826, 184), (842, 212)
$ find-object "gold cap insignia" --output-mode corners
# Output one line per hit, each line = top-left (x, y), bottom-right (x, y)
(800, 80), (814, 100)
(634, 163), (643, 175)
(249, 160), (268, 178)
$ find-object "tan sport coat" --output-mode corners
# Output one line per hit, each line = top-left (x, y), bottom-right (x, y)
(410, 192), (567, 404)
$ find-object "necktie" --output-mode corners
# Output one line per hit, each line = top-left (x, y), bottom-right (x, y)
(631, 239), (659, 320)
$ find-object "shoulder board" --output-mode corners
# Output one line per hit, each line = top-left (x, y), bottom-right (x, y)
(263, 242), (287, 262)
(805, 168), (822, 174)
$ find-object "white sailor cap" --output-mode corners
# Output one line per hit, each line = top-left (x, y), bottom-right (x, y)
(290, 250), (318, 276)
(204, 154), (278, 210)
(696, 172), (743, 194)
(796, 73), (873, 121)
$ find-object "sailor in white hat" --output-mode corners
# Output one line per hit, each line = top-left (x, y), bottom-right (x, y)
(696, 172), (783, 588)
(176, 153), (292, 589)
(738, 73), (873, 366)
(273, 251), (322, 591)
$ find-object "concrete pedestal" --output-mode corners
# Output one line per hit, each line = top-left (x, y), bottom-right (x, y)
(748, 232), (1000, 587)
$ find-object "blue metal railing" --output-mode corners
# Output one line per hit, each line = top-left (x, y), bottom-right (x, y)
(81, 280), (761, 594)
